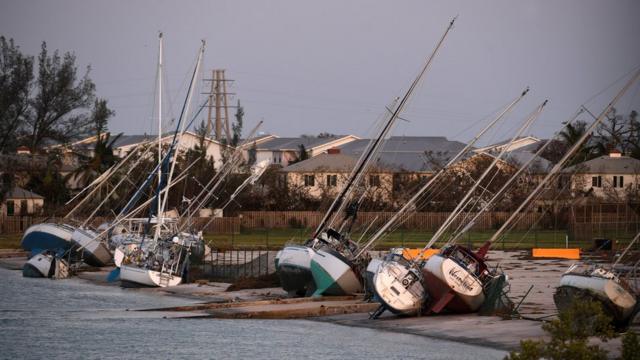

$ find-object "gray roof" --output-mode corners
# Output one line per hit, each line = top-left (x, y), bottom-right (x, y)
(563, 155), (640, 174)
(281, 136), (468, 173)
(281, 153), (359, 172)
(338, 136), (467, 172)
(6, 186), (44, 200)
(256, 136), (350, 151)
(110, 135), (155, 148)
(339, 136), (465, 154)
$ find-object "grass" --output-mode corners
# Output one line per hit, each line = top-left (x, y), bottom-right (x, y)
(0, 234), (22, 249)
(2, 227), (635, 251)
(202, 228), (630, 250)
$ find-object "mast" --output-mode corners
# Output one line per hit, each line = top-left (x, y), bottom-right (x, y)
(447, 109), (585, 244)
(153, 40), (205, 242)
(487, 68), (640, 246)
(355, 88), (529, 257)
(180, 120), (263, 223)
(157, 32), (164, 226)
(424, 100), (547, 250)
(313, 16), (458, 239)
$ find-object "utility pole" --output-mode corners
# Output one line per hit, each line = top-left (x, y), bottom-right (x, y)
(202, 69), (236, 142)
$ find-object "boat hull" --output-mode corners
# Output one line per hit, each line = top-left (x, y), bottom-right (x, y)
(22, 252), (70, 279)
(275, 245), (316, 296)
(555, 273), (637, 327)
(422, 254), (485, 313)
(310, 248), (361, 296)
(71, 228), (112, 267)
(23, 253), (55, 278)
(372, 260), (425, 315)
(21, 223), (75, 254)
(119, 265), (182, 287)
(364, 258), (383, 297)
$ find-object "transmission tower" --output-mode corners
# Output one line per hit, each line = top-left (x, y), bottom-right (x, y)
(202, 69), (236, 142)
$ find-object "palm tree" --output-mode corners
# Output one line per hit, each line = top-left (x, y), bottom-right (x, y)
(558, 121), (599, 166)
(68, 132), (122, 188)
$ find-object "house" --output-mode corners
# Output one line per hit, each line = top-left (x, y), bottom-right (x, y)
(338, 136), (468, 175)
(62, 131), (229, 169)
(280, 136), (468, 201)
(1, 186), (44, 216)
(563, 150), (640, 200)
(280, 150), (394, 200)
(0, 152), (77, 188)
(243, 135), (360, 167)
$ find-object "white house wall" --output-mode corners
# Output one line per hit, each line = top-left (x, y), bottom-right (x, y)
(114, 132), (224, 169)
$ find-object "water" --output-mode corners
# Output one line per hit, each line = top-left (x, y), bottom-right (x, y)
(0, 267), (506, 359)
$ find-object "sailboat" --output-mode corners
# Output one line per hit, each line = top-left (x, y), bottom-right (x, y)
(119, 36), (205, 287)
(20, 111), (156, 268)
(554, 230), (639, 327)
(22, 249), (71, 279)
(419, 100), (547, 314)
(70, 227), (112, 267)
(275, 245), (317, 296)
(21, 223), (75, 255)
(369, 95), (533, 315)
(369, 93), (539, 316)
(275, 92), (401, 297)
(276, 94), (402, 297)
(421, 67), (640, 316)
(305, 17), (461, 298)
(555, 264), (637, 327)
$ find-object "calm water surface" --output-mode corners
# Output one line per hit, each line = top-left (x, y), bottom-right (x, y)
(0, 267), (506, 359)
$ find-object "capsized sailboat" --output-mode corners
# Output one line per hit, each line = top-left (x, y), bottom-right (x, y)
(369, 89), (528, 318)
(555, 264), (637, 327)
(22, 249), (71, 279)
(419, 100), (547, 314)
(554, 228), (640, 327)
(276, 98), (401, 297)
(21, 223), (75, 255)
(423, 67), (640, 316)
(306, 17), (460, 298)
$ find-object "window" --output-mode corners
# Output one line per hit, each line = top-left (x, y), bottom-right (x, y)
(304, 174), (315, 187)
(592, 176), (602, 188)
(6, 200), (14, 216)
(369, 175), (381, 187)
(613, 176), (625, 188)
(326, 174), (337, 187)
(273, 152), (282, 164)
(20, 200), (28, 215)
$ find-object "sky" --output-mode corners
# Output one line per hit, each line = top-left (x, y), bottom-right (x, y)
(1, 0), (639, 145)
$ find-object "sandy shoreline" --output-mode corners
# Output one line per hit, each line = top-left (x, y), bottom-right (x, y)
(0, 250), (634, 355)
